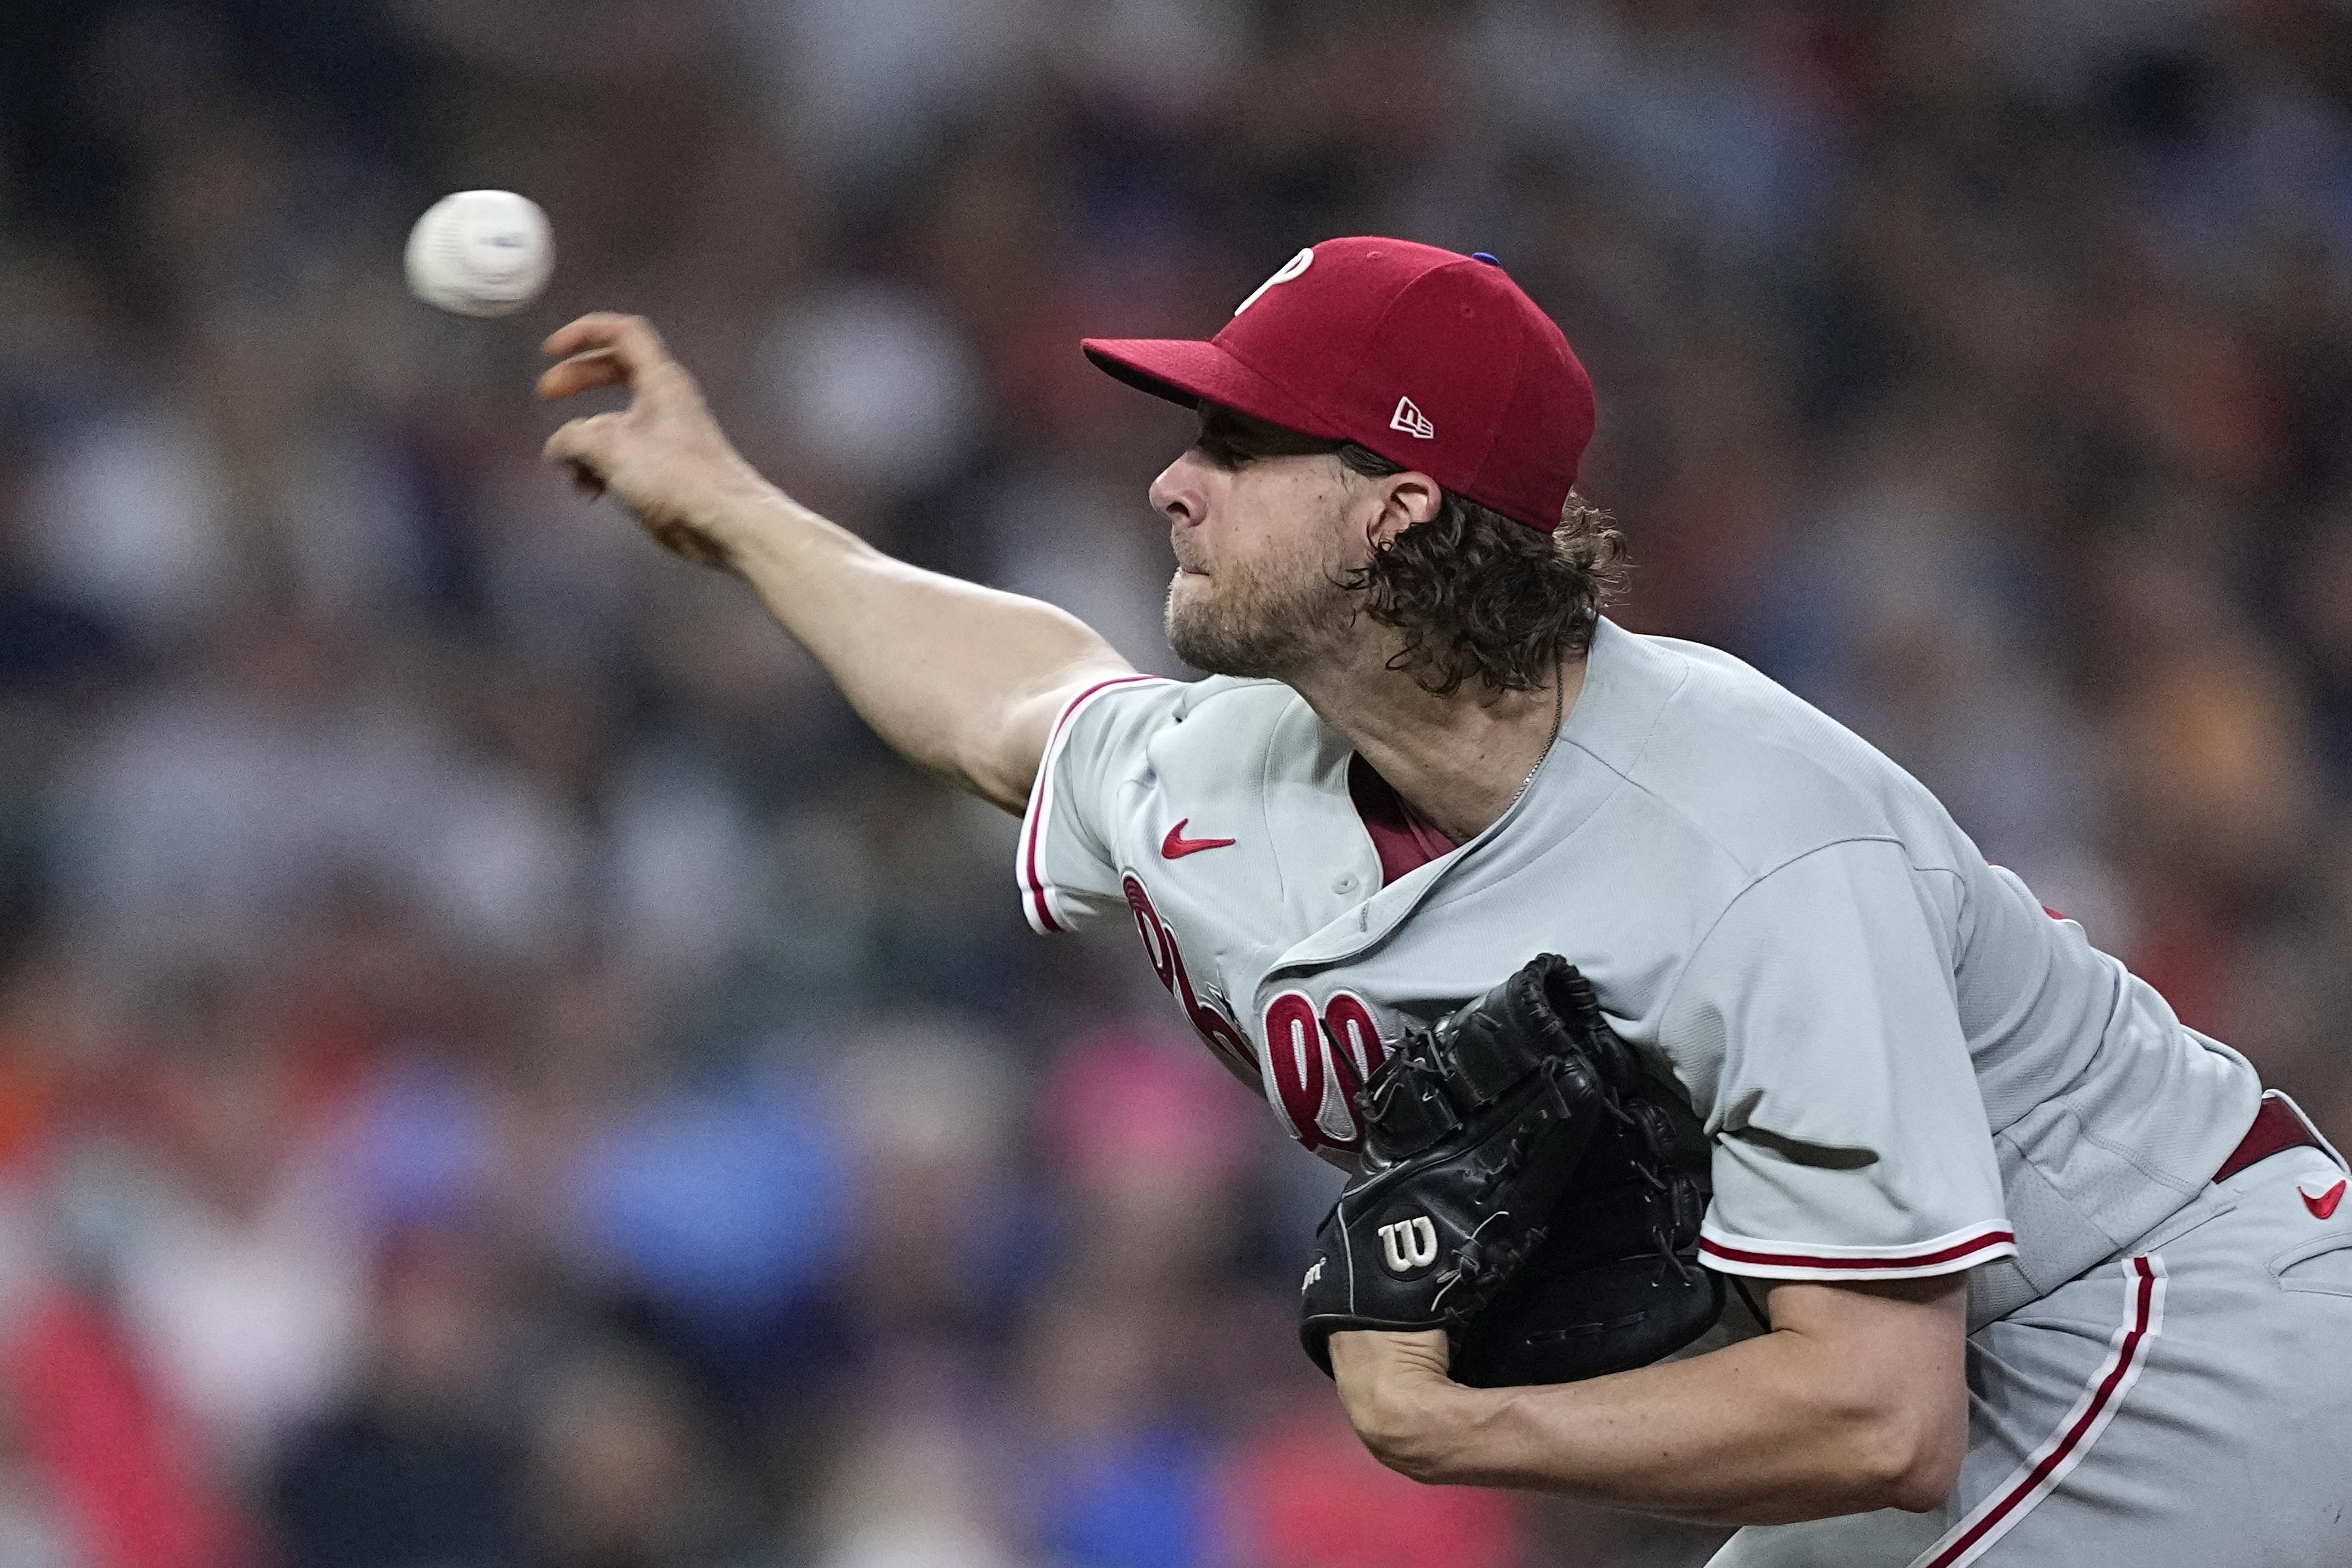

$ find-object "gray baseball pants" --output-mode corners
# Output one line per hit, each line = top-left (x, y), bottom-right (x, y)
(1710, 1143), (2352, 1567)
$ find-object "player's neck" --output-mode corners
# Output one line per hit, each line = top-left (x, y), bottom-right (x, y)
(1290, 646), (1587, 844)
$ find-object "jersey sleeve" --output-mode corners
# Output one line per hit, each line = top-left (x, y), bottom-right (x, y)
(1015, 675), (1182, 934)
(1662, 838), (2017, 1282)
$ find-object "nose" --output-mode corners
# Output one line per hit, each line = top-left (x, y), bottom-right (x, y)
(1149, 449), (1204, 529)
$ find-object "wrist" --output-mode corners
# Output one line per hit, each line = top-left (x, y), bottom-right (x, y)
(696, 476), (815, 568)
(1378, 1374), (1498, 1486)
(1331, 1331), (1491, 1484)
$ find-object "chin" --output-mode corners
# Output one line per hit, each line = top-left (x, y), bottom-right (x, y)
(1165, 560), (1335, 679)
(1165, 570), (1212, 626)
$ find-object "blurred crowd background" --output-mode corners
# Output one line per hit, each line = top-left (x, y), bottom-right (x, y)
(3, 1), (2351, 1565)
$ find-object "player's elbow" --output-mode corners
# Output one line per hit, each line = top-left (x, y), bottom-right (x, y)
(1771, 1274), (1971, 1518)
(1833, 1384), (1966, 1514)
(1873, 1406), (1964, 1513)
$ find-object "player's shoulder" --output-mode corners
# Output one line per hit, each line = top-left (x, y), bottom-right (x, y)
(1055, 671), (1321, 770)
(1568, 621), (1970, 881)
(1061, 670), (1297, 731)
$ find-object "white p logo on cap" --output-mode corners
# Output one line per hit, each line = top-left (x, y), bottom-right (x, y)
(1235, 247), (1314, 316)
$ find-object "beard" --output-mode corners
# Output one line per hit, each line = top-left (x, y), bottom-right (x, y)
(1165, 539), (1357, 679)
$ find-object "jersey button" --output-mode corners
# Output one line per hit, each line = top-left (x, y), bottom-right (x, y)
(1331, 872), (1360, 895)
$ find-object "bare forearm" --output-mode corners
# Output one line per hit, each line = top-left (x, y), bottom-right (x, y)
(1385, 1335), (1950, 1524)
(1331, 1280), (1966, 1527)
(702, 482), (1129, 809)
(536, 314), (1133, 810)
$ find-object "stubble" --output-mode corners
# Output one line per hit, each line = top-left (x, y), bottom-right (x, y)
(1164, 537), (1358, 679)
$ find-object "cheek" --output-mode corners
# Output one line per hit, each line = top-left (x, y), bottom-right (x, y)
(1202, 471), (1352, 587)
(1184, 490), (1263, 575)
(1231, 475), (1329, 556)
(1272, 491), (1363, 587)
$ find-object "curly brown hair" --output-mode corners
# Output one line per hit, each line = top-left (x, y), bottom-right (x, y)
(1335, 444), (1629, 696)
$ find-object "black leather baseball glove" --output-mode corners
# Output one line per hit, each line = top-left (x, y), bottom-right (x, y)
(1450, 1057), (1722, 1387)
(1299, 953), (1723, 1386)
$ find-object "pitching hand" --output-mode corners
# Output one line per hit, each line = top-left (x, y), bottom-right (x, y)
(539, 313), (766, 570)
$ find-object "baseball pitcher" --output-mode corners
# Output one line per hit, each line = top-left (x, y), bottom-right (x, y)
(538, 238), (2352, 1565)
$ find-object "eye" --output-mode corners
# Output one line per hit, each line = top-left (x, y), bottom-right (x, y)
(1193, 431), (1252, 470)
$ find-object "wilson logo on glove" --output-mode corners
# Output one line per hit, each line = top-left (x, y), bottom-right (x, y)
(1378, 1216), (1440, 1273)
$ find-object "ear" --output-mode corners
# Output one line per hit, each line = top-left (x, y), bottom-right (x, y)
(1365, 471), (1443, 551)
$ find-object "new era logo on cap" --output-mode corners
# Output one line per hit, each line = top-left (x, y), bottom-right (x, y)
(1389, 395), (1435, 439)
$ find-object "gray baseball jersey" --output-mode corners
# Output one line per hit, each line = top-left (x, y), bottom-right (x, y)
(1017, 617), (2352, 1563)
(1020, 618), (2260, 1310)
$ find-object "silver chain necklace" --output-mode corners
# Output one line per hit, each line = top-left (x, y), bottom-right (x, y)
(1503, 651), (1567, 816)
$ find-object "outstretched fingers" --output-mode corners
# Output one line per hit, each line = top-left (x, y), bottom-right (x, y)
(537, 348), (628, 401)
(536, 313), (672, 401)
(542, 311), (670, 365)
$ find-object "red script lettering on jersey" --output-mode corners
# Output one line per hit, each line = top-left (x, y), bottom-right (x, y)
(1121, 874), (1256, 1082)
(1262, 990), (1387, 1154)
(1160, 820), (1236, 859)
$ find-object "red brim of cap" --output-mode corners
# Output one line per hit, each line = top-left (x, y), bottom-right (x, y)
(1082, 338), (1349, 442)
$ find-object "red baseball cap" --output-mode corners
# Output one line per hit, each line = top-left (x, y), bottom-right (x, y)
(1083, 237), (1595, 532)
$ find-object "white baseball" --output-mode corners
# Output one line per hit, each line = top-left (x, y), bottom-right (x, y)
(403, 190), (554, 318)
